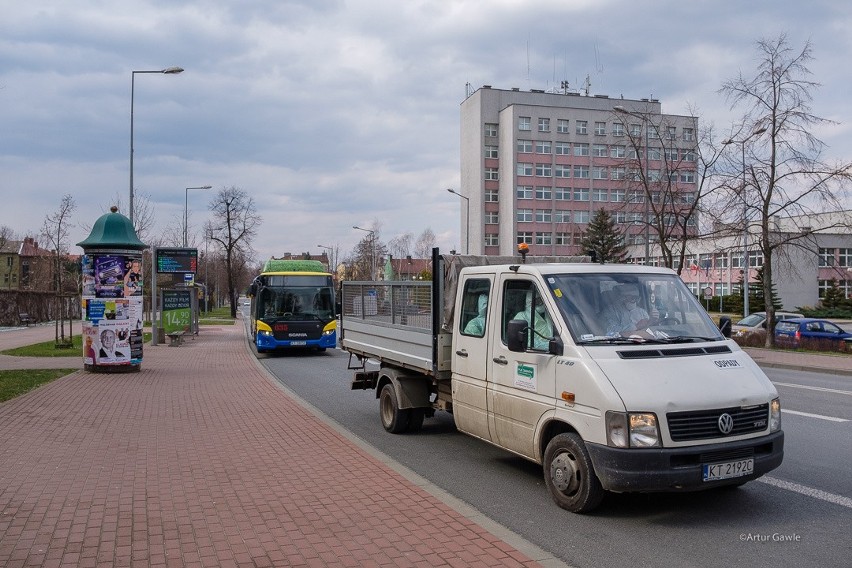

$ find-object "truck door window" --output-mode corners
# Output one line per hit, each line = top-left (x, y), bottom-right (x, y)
(502, 280), (554, 350)
(460, 279), (491, 338)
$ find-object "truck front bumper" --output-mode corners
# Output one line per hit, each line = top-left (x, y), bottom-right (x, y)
(586, 430), (784, 493)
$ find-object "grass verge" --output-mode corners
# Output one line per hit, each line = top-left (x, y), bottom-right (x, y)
(2, 333), (153, 357)
(0, 369), (76, 403)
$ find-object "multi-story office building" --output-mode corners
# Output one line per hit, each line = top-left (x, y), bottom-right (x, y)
(460, 85), (699, 258)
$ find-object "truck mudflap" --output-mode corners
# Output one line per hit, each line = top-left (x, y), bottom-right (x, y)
(585, 431), (784, 493)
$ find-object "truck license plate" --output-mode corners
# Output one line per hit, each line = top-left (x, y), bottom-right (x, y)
(703, 458), (754, 482)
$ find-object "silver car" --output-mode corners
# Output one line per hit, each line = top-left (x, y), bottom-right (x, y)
(731, 311), (804, 337)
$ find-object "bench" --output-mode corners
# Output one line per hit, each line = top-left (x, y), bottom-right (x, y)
(19, 313), (33, 326)
(166, 331), (186, 347)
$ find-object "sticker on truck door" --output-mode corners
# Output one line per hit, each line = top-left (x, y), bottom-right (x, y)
(514, 362), (537, 391)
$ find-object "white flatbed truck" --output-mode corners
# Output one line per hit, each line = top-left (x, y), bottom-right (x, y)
(340, 250), (784, 513)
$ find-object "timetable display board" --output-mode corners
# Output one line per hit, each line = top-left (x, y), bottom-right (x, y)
(156, 248), (198, 274)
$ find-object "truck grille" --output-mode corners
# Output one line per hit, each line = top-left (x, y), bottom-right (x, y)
(667, 404), (769, 441)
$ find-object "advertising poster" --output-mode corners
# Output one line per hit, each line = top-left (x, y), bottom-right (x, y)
(162, 289), (192, 333)
(82, 252), (144, 367)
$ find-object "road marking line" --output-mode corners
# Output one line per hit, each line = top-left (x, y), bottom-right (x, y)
(781, 409), (848, 422)
(758, 476), (852, 510)
(773, 381), (852, 396)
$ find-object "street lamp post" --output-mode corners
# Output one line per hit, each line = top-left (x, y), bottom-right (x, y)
(446, 188), (470, 254)
(129, 66), (184, 224)
(184, 185), (213, 247)
(722, 127), (767, 317)
(317, 244), (334, 273)
(353, 226), (376, 280)
(613, 105), (652, 264)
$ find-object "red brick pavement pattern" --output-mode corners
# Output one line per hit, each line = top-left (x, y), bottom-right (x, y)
(0, 325), (542, 568)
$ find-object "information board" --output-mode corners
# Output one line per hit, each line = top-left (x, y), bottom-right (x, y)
(156, 248), (198, 274)
(162, 289), (192, 333)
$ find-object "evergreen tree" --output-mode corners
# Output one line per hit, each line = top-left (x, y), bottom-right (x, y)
(821, 278), (845, 309)
(580, 209), (628, 264)
(752, 267), (782, 310)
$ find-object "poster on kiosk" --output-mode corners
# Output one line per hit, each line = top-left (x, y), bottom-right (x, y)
(81, 254), (144, 366)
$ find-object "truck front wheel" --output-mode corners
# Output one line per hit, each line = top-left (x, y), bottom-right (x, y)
(379, 384), (410, 433)
(543, 433), (604, 513)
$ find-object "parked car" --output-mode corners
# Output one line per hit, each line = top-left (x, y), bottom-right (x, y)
(732, 311), (803, 338)
(774, 318), (852, 349)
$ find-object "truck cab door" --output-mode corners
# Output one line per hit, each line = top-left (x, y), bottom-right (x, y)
(450, 275), (494, 442)
(487, 277), (559, 459)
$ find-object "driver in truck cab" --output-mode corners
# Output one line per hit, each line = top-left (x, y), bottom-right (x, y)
(602, 284), (656, 336)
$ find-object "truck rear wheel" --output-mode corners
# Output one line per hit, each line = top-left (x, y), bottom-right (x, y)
(544, 433), (604, 513)
(379, 383), (410, 433)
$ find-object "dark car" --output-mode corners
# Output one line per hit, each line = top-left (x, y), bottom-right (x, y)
(774, 318), (852, 350)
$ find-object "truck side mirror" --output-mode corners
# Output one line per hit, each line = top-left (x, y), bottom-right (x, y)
(548, 336), (564, 356)
(506, 319), (528, 352)
(719, 316), (731, 338)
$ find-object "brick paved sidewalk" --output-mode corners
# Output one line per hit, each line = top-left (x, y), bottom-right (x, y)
(0, 323), (562, 568)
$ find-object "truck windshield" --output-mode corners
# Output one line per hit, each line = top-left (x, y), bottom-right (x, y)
(544, 272), (724, 344)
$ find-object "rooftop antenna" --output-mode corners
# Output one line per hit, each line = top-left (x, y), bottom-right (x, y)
(583, 74), (591, 96)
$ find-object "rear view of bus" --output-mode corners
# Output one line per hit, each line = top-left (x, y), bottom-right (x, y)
(248, 259), (337, 352)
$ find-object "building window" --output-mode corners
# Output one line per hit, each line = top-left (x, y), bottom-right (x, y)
(554, 165), (571, 178)
(485, 189), (499, 202)
(665, 148), (679, 161)
(535, 187), (552, 200)
(517, 163), (533, 176)
(574, 188), (590, 201)
(592, 188), (608, 201)
(517, 139), (533, 153)
(614, 211), (627, 224)
(649, 147), (662, 161)
(630, 123), (642, 137)
(838, 248), (852, 267)
(714, 253), (728, 269)
(679, 192), (696, 203)
(536, 210), (552, 223)
(612, 122), (625, 136)
(485, 145), (498, 159)
(682, 149), (697, 162)
(574, 211), (590, 224)
(573, 143), (589, 157)
(555, 142), (570, 155)
(554, 210), (571, 223)
(517, 209), (533, 223)
(648, 125), (660, 139)
(667, 126), (677, 140)
(536, 232), (552, 245)
(485, 123), (498, 137)
(485, 167), (499, 181)
(576, 120), (588, 135)
(520, 117), (533, 131)
(748, 251), (763, 268)
(535, 163), (552, 177)
(594, 121), (607, 136)
(573, 166), (590, 179)
(592, 144), (608, 157)
(679, 170), (696, 183)
(535, 141), (552, 154)
(610, 188), (625, 202)
(628, 190), (645, 203)
(683, 127), (695, 141)
(538, 117), (551, 132)
(485, 234), (499, 247)
(556, 232), (571, 245)
(611, 167), (626, 180)
(485, 212), (499, 224)
(554, 188), (571, 201)
(610, 145), (626, 158)
(592, 167), (607, 180)
(557, 119), (570, 133)
(516, 185), (534, 199)
(517, 232), (534, 244)
(818, 248), (835, 267)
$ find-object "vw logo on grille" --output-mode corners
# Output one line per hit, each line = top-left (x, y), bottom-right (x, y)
(718, 413), (734, 434)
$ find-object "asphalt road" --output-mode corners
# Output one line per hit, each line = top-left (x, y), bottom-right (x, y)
(256, 344), (851, 568)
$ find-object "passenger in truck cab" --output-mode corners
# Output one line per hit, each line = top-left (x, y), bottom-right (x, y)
(602, 284), (653, 336)
(463, 294), (489, 337)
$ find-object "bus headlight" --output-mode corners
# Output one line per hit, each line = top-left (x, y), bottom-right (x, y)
(606, 411), (661, 448)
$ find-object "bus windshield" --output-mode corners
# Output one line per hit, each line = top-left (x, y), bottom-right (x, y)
(257, 285), (335, 322)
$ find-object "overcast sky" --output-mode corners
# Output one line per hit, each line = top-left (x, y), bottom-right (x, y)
(2, 0), (851, 263)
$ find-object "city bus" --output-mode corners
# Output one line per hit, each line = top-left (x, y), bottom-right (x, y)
(247, 259), (337, 352)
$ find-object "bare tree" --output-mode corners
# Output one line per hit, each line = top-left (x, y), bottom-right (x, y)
(204, 186), (261, 317)
(41, 195), (76, 345)
(0, 225), (16, 289)
(349, 221), (386, 280)
(414, 228), (436, 258)
(720, 34), (852, 346)
(388, 232), (413, 259)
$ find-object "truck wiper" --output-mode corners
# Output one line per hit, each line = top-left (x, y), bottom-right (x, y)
(656, 335), (719, 343)
(578, 336), (650, 345)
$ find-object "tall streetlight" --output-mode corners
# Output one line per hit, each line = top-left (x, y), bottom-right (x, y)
(317, 244), (334, 273)
(722, 126), (767, 317)
(446, 188), (470, 254)
(353, 226), (376, 280)
(184, 185), (213, 247)
(129, 66), (184, 224)
(614, 105), (651, 264)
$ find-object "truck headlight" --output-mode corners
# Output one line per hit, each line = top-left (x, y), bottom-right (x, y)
(769, 398), (781, 432)
(606, 412), (661, 448)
